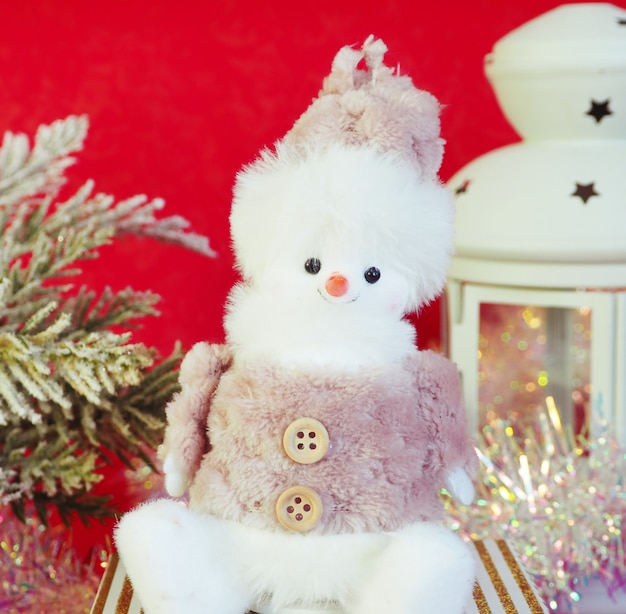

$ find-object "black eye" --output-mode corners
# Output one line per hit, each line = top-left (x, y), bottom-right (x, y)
(364, 267), (381, 284)
(304, 258), (321, 275)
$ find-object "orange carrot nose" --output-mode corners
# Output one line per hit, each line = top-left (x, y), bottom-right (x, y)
(325, 273), (349, 297)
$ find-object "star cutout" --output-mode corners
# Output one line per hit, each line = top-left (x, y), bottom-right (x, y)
(455, 179), (471, 195)
(571, 182), (600, 204)
(586, 99), (613, 123)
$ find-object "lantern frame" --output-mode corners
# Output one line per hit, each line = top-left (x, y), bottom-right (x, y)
(445, 3), (626, 444)
(447, 258), (626, 444)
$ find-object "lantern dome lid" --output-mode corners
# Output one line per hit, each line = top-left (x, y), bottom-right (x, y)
(485, 3), (626, 141)
(486, 3), (626, 73)
(448, 3), (626, 289)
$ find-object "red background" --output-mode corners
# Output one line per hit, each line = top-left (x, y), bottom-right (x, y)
(2, 0), (622, 555)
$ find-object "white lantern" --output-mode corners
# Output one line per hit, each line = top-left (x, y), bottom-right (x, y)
(446, 3), (626, 443)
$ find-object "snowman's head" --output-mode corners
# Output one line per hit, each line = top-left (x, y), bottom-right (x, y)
(230, 143), (454, 318)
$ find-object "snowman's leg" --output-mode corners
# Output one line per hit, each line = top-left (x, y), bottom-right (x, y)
(115, 499), (252, 614)
(345, 523), (475, 614)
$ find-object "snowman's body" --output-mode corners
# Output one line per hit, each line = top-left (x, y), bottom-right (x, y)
(116, 341), (477, 614)
(115, 40), (478, 614)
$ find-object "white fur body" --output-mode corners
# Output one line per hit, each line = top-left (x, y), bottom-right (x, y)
(116, 499), (476, 614)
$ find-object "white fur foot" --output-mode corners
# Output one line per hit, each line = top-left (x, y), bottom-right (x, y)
(346, 523), (475, 614)
(254, 606), (342, 614)
(114, 499), (252, 614)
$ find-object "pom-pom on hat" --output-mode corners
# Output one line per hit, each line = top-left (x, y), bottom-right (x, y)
(282, 35), (445, 182)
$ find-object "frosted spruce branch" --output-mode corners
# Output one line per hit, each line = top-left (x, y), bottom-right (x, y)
(0, 114), (216, 256)
(0, 115), (212, 524)
(0, 115), (88, 206)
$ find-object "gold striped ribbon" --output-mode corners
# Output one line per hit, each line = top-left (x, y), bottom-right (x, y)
(91, 554), (118, 614)
(473, 540), (546, 614)
(90, 554), (144, 614)
(496, 540), (545, 614)
(117, 575), (135, 613)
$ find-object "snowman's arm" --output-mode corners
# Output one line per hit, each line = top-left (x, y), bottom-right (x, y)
(444, 465), (475, 505)
(157, 342), (232, 497)
(414, 350), (479, 504)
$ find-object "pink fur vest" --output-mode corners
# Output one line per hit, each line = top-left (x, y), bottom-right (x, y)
(186, 348), (476, 535)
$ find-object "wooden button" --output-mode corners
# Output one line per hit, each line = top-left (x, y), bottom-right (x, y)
(282, 417), (329, 464)
(275, 486), (323, 532)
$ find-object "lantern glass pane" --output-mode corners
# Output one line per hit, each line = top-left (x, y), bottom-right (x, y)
(478, 303), (591, 436)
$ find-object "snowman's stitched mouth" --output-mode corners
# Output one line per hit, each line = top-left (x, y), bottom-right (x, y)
(317, 289), (359, 304)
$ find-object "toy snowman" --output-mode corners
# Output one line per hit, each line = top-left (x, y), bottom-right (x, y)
(115, 36), (478, 614)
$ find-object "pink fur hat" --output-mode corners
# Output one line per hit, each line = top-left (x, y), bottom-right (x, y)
(282, 35), (445, 182)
